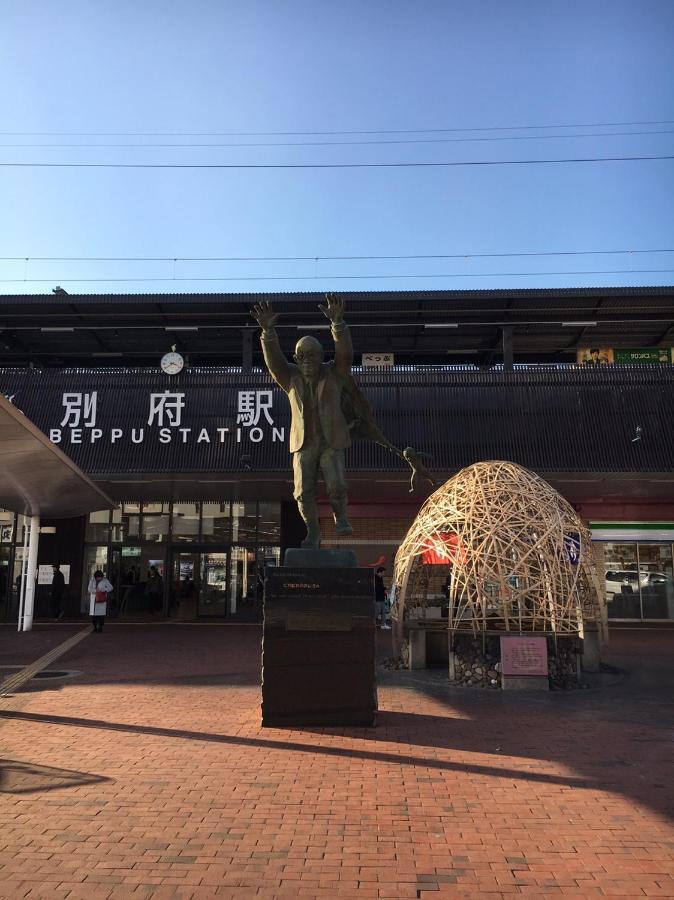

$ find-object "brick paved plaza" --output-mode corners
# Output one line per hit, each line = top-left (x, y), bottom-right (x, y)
(0, 624), (672, 898)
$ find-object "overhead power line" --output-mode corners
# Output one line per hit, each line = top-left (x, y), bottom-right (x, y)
(1, 155), (673, 170)
(1, 268), (673, 284)
(2, 249), (673, 263)
(2, 129), (673, 149)
(1, 119), (672, 137)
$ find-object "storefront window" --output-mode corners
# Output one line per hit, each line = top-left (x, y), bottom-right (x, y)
(16, 514), (30, 546)
(86, 510), (111, 542)
(111, 507), (140, 542)
(0, 509), (15, 543)
(202, 502), (231, 543)
(141, 515), (170, 542)
(143, 502), (169, 514)
(172, 502), (201, 542)
(200, 552), (228, 616)
(604, 542), (641, 618)
(638, 544), (674, 620)
(232, 501), (257, 543)
(257, 503), (281, 544)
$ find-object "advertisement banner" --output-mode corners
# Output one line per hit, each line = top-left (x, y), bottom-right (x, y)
(579, 347), (673, 365)
(613, 348), (671, 364)
(576, 348), (614, 366)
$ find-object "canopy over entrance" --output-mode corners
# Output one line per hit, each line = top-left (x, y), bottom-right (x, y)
(0, 394), (113, 518)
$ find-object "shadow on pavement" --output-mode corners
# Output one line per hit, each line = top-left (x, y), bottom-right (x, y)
(0, 757), (111, 795)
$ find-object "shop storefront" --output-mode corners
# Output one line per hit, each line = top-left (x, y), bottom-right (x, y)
(0, 501), (281, 621)
(591, 523), (674, 621)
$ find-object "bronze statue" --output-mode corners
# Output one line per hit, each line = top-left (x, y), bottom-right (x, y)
(252, 295), (433, 548)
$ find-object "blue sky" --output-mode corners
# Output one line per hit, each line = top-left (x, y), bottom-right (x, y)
(1, 0), (673, 295)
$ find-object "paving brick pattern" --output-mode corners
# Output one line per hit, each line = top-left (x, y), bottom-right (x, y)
(0, 624), (672, 898)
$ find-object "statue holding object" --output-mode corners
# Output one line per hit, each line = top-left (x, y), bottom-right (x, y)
(251, 295), (434, 549)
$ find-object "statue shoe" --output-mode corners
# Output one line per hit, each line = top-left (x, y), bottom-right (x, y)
(301, 528), (321, 549)
(335, 517), (353, 536)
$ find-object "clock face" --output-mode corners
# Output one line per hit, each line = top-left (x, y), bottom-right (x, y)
(160, 351), (184, 375)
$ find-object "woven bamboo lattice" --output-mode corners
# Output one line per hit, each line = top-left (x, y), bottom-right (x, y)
(393, 461), (604, 636)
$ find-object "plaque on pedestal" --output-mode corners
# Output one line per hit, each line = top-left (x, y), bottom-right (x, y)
(262, 567), (377, 727)
(500, 636), (549, 690)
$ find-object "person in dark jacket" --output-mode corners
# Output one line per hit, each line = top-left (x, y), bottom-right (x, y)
(375, 566), (387, 627)
(50, 564), (66, 621)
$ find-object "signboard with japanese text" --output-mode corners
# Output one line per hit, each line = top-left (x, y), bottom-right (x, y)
(0, 371), (290, 474)
(500, 636), (548, 676)
(37, 564), (70, 585)
(362, 353), (394, 368)
(613, 348), (672, 364)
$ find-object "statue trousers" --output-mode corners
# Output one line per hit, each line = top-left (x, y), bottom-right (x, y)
(292, 442), (348, 505)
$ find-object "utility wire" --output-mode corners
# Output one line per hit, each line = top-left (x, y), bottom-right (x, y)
(2, 129), (674, 149)
(2, 249), (673, 263)
(1, 155), (673, 170)
(1, 119), (673, 137)
(1, 268), (672, 284)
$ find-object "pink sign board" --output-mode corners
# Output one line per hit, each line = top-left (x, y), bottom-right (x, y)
(500, 636), (548, 676)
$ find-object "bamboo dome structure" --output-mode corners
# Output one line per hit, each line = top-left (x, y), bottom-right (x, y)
(393, 461), (604, 637)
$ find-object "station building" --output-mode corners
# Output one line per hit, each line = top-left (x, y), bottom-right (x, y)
(1, 286), (673, 625)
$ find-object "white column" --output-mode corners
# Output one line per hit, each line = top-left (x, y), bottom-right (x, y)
(16, 516), (30, 632)
(21, 514), (40, 632)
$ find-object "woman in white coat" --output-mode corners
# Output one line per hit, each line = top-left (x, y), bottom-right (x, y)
(87, 569), (113, 633)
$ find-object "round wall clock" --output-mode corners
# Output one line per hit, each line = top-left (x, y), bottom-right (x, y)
(160, 348), (185, 375)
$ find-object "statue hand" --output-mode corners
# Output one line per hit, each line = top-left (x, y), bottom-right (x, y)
(251, 300), (279, 332)
(318, 293), (345, 325)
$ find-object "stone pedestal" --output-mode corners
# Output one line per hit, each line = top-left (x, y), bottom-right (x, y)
(581, 626), (601, 673)
(408, 627), (427, 669)
(262, 566), (377, 727)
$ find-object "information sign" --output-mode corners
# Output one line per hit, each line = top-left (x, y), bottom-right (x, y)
(37, 564), (70, 585)
(500, 636), (548, 676)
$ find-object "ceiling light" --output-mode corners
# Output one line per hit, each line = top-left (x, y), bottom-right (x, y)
(424, 323), (459, 329)
(296, 325), (330, 330)
(164, 326), (199, 331)
(40, 327), (74, 332)
(561, 321), (597, 327)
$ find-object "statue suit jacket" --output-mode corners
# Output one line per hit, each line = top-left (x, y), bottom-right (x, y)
(260, 323), (353, 453)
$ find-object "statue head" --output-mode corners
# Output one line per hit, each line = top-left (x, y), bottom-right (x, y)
(294, 335), (324, 380)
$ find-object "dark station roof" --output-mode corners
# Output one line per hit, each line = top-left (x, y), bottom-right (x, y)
(1, 286), (673, 368)
(0, 393), (113, 517)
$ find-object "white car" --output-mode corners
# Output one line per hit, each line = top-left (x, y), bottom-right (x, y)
(605, 569), (671, 598)
(605, 570), (640, 599)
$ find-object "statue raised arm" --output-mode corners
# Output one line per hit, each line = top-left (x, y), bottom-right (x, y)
(252, 294), (433, 549)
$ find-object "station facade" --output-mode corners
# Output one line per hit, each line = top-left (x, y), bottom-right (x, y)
(1, 364), (673, 626)
(1, 287), (673, 627)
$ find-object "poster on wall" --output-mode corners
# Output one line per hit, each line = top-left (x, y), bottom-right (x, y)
(578, 347), (673, 366)
(37, 564), (70, 585)
(576, 348), (614, 366)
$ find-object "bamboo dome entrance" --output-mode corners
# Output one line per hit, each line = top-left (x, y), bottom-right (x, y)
(393, 461), (604, 641)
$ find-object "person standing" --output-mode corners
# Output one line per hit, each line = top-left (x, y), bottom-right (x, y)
(88, 570), (113, 632)
(50, 564), (66, 621)
(375, 566), (387, 628)
(145, 566), (164, 615)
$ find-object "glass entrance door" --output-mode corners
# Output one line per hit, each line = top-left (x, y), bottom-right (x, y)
(172, 551), (199, 620)
(229, 546), (259, 618)
(199, 552), (228, 617)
